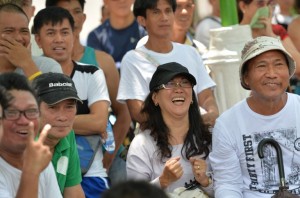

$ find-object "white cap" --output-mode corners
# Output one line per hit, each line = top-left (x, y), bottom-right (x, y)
(240, 36), (296, 90)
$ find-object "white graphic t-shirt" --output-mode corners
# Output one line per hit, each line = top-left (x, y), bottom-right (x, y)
(210, 93), (300, 198)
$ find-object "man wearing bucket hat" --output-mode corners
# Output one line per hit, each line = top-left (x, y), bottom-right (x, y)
(32, 72), (85, 198)
(209, 36), (300, 197)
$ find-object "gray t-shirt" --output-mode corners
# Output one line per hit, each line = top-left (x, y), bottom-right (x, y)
(15, 56), (62, 74)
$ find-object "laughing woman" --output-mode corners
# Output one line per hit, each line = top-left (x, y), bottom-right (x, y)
(126, 62), (213, 197)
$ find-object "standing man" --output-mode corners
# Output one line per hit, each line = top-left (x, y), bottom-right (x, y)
(32, 72), (85, 198)
(172, 0), (207, 55)
(209, 36), (300, 197)
(87, 0), (147, 69)
(33, 7), (111, 197)
(0, 72), (62, 198)
(195, 0), (221, 48)
(117, 0), (219, 126)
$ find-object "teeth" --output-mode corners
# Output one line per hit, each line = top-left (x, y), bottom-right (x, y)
(17, 130), (28, 134)
(172, 97), (185, 102)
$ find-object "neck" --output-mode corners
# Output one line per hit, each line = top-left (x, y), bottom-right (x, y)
(240, 18), (250, 25)
(44, 137), (59, 153)
(164, 116), (189, 145)
(60, 59), (74, 76)
(145, 38), (173, 53)
(72, 34), (84, 61)
(0, 149), (23, 169)
(109, 14), (135, 30)
(212, 10), (220, 18)
(247, 93), (288, 115)
(172, 28), (186, 44)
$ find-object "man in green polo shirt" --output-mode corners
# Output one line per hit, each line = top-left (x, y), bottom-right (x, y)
(32, 72), (85, 198)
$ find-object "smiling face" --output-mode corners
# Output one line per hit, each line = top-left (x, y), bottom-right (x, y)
(244, 50), (290, 102)
(173, 0), (194, 32)
(39, 99), (76, 142)
(0, 11), (30, 67)
(0, 11), (30, 47)
(1, 90), (39, 154)
(35, 18), (74, 65)
(152, 76), (193, 120)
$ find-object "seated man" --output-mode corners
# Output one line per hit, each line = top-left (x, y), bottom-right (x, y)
(0, 72), (62, 198)
(33, 7), (111, 197)
(210, 36), (300, 197)
(32, 72), (85, 198)
(0, 3), (62, 78)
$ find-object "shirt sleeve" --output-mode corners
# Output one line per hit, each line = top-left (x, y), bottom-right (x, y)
(209, 120), (244, 198)
(88, 68), (111, 107)
(65, 131), (82, 187)
(117, 50), (150, 102)
(126, 133), (161, 186)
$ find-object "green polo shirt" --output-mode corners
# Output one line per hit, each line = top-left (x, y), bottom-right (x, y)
(51, 130), (82, 193)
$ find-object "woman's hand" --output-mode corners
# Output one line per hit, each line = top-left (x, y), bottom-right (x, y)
(159, 156), (183, 189)
(190, 157), (210, 187)
(252, 6), (276, 38)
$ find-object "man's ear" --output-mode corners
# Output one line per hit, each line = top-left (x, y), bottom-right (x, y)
(137, 16), (146, 27)
(34, 34), (42, 49)
(30, 6), (36, 19)
(83, 13), (87, 23)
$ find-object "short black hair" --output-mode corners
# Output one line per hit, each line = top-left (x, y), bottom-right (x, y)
(102, 180), (169, 198)
(133, 0), (176, 18)
(32, 6), (74, 34)
(0, 85), (13, 112)
(45, 0), (86, 10)
(0, 72), (37, 102)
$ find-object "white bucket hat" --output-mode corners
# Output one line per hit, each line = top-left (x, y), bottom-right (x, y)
(240, 36), (296, 90)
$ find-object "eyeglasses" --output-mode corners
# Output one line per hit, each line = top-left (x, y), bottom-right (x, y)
(4, 108), (39, 121)
(156, 80), (193, 90)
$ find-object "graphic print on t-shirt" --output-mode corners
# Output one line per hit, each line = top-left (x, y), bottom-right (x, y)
(243, 127), (300, 195)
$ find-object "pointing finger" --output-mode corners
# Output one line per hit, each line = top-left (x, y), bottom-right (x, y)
(38, 124), (51, 143)
(27, 121), (35, 143)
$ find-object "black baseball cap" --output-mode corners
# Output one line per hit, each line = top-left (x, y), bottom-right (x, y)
(32, 72), (82, 105)
(149, 62), (197, 91)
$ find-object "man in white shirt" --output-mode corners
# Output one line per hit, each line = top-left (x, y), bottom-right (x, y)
(117, 0), (219, 127)
(210, 36), (300, 197)
(0, 72), (62, 198)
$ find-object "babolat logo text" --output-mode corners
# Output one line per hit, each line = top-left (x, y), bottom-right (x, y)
(49, 82), (72, 87)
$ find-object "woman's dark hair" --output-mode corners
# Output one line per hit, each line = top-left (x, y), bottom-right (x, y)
(133, 0), (177, 18)
(141, 89), (211, 162)
(236, 0), (253, 22)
